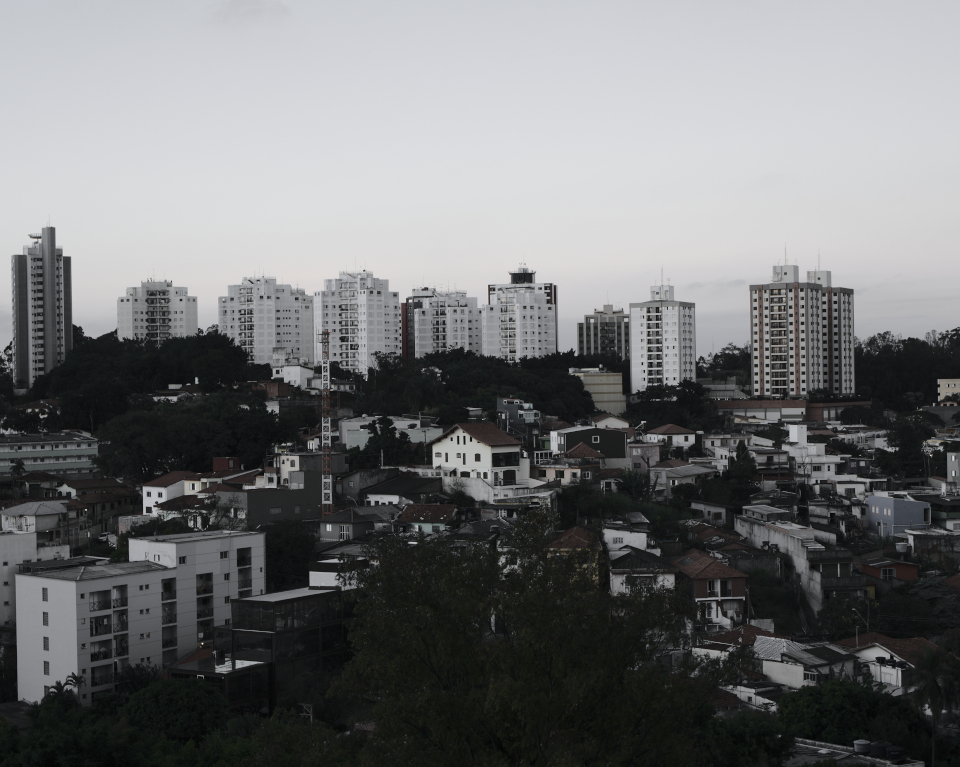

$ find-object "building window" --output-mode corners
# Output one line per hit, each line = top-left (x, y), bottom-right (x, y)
(881, 568), (895, 582)
(220, 551), (228, 559)
(43, 661), (50, 676)
(592, 436), (600, 444)
(178, 556), (186, 564)
(42, 612), (48, 626)
(42, 587), (48, 602)
(43, 637), (49, 651)
(613, 537), (623, 544)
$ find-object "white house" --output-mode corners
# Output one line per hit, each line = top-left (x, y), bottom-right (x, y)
(643, 424), (697, 450)
(431, 423), (526, 486)
(141, 471), (200, 514)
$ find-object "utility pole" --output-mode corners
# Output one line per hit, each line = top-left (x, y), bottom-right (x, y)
(320, 330), (333, 517)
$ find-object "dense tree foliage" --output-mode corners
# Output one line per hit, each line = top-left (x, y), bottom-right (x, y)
(354, 349), (606, 423)
(345, 415), (420, 470)
(698, 343), (751, 384)
(624, 380), (724, 432)
(264, 520), (318, 591)
(95, 392), (287, 481)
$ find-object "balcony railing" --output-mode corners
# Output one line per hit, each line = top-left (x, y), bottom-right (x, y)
(91, 674), (113, 687)
(162, 638), (178, 649)
(237, 557), (252, 568)
(90, 623), (112, 637)
(196, 584), (212, 596)
(114, 643), (129, 657)
(237, 579), (253, 590)
(161, 590), (176, 602)
(89, 599), (111, 612)
(162, 612), (177, 625)
(112, 597), (127, 608)
(90, 649), (112, 661)
(197, 608), (214, 619)
(114, 619), (128, 632)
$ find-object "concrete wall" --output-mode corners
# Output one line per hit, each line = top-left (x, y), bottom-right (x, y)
(0, 532), (70, 626)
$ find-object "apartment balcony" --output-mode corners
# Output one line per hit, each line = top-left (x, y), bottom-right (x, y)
(161, 611), (177, 625)
(112, 597), (127, 608)
(91, 673), (113, 687)
(90, 623), (112, 637)
(238, 555), (252, 568)
(114, 642), (129, 658)
(89, 599), (111, 612)
(90, 649), (112, 662)
(197, 608), (214, 619)
(238, 578), (253, 590)
(161, 590), (176, 602)
(162, 637), (178, 649)
(114, 618), (128, 632)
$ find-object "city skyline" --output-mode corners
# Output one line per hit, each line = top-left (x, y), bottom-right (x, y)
(2, 2), (957, 356)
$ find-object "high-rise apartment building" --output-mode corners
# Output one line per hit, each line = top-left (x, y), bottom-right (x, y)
(480, 267), (558, 362)
(218, 277), (314, 366)
(629, 285), (696, 393)
(577, 304), (630, 359)
(117, 280), (198, 342)
(314, 271), (401, 376)
(11, 227), (73, 389)
(16, 530), (265, 705)
(750, 265), (855, 398)
(402, 288), (481, 358)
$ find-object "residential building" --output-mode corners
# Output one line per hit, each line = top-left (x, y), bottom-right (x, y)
(750, 264), (855, 398)
(361, 473), (443, 507)
(836, 632), (937, 694)
(0, 432), (98, 478)
(939, 378), (960, 402)
(569, 367), (626, 416)
(431, 423), (525, 486)
(750, 635), (857, 689)
(11, 226), (73, 389)
(0, 532), (70, 627)
(495, 397), (542, 447)
(142, 471), (200, 515)
(609, 549), (676, 595)
(402, 287), (480, 358)
(314, 270), (401, 376)
(643, 423), (697, 452)
(670, 549), (747, 632)
(549, 426), (630, 470)
(16, 530), (265, 705)
(628, 442), (661, 473)
(117, 280), (198, 341)
(338, 415), (442, 451)
(628, 285), (696, 393)
(864, 494), (932, 537)
(480, 267), (557, 362)
(577, 304), (629, 359)
(218, 277), (314, 366)
(649, 459), (716, 498)
(532, 444), (604, 486)
(395, 504), (463, 535)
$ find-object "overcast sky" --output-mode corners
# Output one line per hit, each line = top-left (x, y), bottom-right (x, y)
(2, 1), (957, 356)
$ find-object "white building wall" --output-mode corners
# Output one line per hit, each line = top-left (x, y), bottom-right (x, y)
(219, 277), (314, 366)
(0, 532), (70, 627)
(750, 266), (855, 397)
(480, 267), (558, 362)
(408, 288), (481, 356)
(629, 285), (696, 393)
(314, 271), (401, 377)
(117, 281), (198, 342)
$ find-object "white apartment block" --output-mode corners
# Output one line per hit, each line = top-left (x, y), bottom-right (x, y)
(219, 277), (314, 366)
(11, 226), (73, 389)
(403, 288), (480, 358)
(750, 265), (855, 398)
(16, 530), (265, 705)
(629, 285), (697, 393)
(0, 432), (98, 478)
(480, 267), (558, 362)
(314, 271), (401, 376)
(0, 532), (70, 627)
(117, 280), (198, 342)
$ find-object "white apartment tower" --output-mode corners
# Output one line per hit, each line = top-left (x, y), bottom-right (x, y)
(11, 227), (73, 389)
(117, 280), (198, 342)
(16, 530), (265, 705)
(629, 285), (697, 393)
(218, 277), (314, 366)
(750, 265), (855, 397)
(403, 288), (480, 358)
(480, 267), (558, 362)
(314, 271), (401, 376)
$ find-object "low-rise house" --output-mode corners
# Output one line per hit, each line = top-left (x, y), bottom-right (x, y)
(649, 459), (716, 498)
(533, 444), (604, 486)
(141, 471), (200, 515)
(546, 526), (603, 584)
(608, 548), (676, 594)
(628, 442), (660, 474)
(642, 424), (697, 452)
(361, 473), (443, 507)
(690, 500), (733, 526)
(670, 548), (747, 632)
(395, 504), (463, 535)
(751, 635), (858, 689)
(550, 426), (630, 470)
(317, 509), (384, 542)
(835, 632), (937, 695)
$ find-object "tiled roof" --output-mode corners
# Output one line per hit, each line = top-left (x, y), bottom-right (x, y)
(653, 459), (690, 469)
(835, 632), (938, 666)
(397, 504), (459, 524)
(143, 471), (200, 488)
(671, 549), (748, 580)
(710, 625), (787, 647)
(155, 495), (211, 512)
(647, 424), (695, 435)
(454, 422), (520, 447)
(564, 443), (603, 459)
(547, 526), (601, 550)
(0, 500), (69, 517)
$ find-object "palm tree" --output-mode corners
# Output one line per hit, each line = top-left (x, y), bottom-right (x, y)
(10, 458), (25, 479)
(912, 647), (960, 767)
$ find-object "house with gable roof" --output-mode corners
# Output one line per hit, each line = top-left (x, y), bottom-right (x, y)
(670, 548), (747, 631)
(643, 424), (697, 452)
(835, 632), (938, 694)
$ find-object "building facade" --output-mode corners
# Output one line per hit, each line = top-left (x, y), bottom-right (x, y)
(0, 433), (98, 478)
(117, 280), (198, 341)
(480, 267), (557, 362)
(314, 271), (401, 376)
(402, 288), (480, 358)
(218, 277), (314, 366)
(11, 226), (73, 389)
(629, 285), (696, 393)
(577, 304), (629, 359)
(16, 530), (265, 705)
(568, 367), (626, 415)
(750, 265), (855, 398)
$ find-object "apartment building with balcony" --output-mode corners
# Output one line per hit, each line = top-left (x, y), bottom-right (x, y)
(219, 277), (314, 366)
(314, 271), (401, 376)
(628, 285), (696, 393)
(10, 226), (73, 389)
(402, 287), (480, 358)
(577, 304), (629, 359)
(117, 280), (198, 341)
(0, 432), (98, 478)
(750, 265), (855, 398)
(480, 267), (557, 362)
(16, 530), (265, 705)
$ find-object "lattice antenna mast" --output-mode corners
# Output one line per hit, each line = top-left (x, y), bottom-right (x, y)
(320, 330), (333, 517)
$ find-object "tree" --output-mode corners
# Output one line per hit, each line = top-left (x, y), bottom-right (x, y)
(912, 648), (960, 767)
(705, 711), (793, 767)
(120, 677), (228, 743)
(336, 513), (721, 766)
(9, 458), (25, 479)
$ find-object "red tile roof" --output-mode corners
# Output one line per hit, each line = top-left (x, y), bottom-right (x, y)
(647, 424), (696, 435)
(547, 526), (601, 551)
(397, 504), (459, 524)
(671, 549), (748, 580)
(453, 422), (521, 447)
(835, 632), (938, 666)
(564, 443), (603, 459)
(143, 471), (200, 488)
(653, 459), (690, 469)
(710, 624), (786, 647)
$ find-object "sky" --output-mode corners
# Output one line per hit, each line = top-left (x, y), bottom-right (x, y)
(1, 1), (958, 357)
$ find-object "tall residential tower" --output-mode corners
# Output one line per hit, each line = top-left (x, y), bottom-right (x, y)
(750, 265), (854, 397)
(480, 267), (557, 362)
(218, 277), (314, 366)
(402, 287), (480, 359)
(577, 304), (630, 359)
(629, 285), (696, 393)
(11, 227), (73, 389)
(117, 280), (198, 341)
